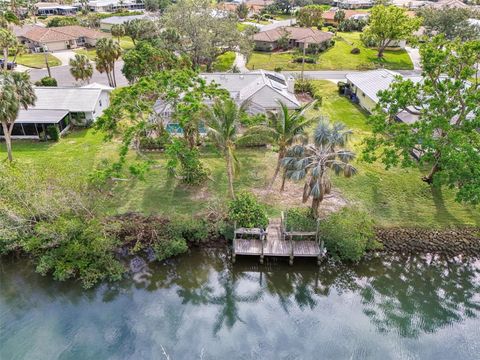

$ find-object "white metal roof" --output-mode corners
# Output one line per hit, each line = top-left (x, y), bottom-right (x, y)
(346, 70), (422, 104)
(31, 87), (105, 113)
(100, 14), (147, 25)
(16, 109), (69, 124)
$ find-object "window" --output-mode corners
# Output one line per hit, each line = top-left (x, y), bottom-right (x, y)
(99, 100), (102, 107)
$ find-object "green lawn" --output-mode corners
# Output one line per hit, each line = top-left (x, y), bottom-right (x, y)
(10, 53), (61, 69)
(119, 36), (134, 50)
(247, 32), (413, 71)
(212, 51), (236, 71)
(74, 48), (97, 61)
(2, 81), (478, 228)
(307, 81), (479, 228)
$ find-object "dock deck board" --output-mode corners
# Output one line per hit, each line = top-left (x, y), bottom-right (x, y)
(233, 218), (321, 260)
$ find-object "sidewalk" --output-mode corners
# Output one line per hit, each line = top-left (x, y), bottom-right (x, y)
(405, 46), (421, 71)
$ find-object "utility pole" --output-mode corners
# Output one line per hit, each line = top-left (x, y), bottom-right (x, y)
(301, 42), (306, 81)
(43, 45), (51, 78)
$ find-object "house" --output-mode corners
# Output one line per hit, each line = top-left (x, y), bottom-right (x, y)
(333, 0), (374, 9)
(153, 71), (300, 127)
(84, 0), (145, 13)
(253, 27), (334, 51)
(217, 0), (274, 15)
(344, 69), (422, 123)
(200, 71), (300, 113)
(427, 0), (471, 9)
(13, 25), (106, 52)
(322, 9), (369, 26)
(99, 14), (147, 31)
(0, 86), (112, 139)
(36, 2), (78, 16)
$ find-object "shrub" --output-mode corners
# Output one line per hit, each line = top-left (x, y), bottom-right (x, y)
(293, 57), (316, 64)
(228, 192), (268, 229)
(285, 208), (317, 232)
(319, 208), (381, 262)
(35, 76), (58, 87)
(28, 217), (125, 289)
(294, 79), (315, 94)
(172, 217), (209, 245)
(327, 26), (336, 32)
(46, 125), (60, 141)
(153, 237), (188, 261)
(274, 66), (283, 72)
(47, 16), (78, 27)
(165, 138), (209, 185)
(139, 132), (170, 150)
(350, 47), (360, 54)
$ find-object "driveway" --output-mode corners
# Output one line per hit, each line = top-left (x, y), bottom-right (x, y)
(405, 46), (421, 71)
(24, 60), (128, 87)
(51, 50), (78, 66)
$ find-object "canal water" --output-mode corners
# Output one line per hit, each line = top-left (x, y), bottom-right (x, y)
(1, 250), (479, 360)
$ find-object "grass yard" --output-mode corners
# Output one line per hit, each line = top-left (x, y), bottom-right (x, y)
(247, 32), (413, 71)
(212, 51), (236, 71)
(1, 81), (478, 228)
(119, 36), (135, 50)
(74, 48), (97, 60)
(306, 81), (479, 228)
(10, 53), (61, 69)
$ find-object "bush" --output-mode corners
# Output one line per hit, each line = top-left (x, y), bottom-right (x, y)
(285, 208), (317, 232)
(293, 57), (316, 64)
(35, 76), (58, 87)
(172, 217), (209, 245)
(47, 16), (78, 27)
(153, 237), (188, 261)
(165, 138), (209, 185)
(240, 112), (266, 127)
(228, 192), (268, 229)
(319, 208), (381, 262)
(294, 79), (315, 94)
(28, 217), (125, 289)
(274, 66), (283, 72)
(46, 125), (60, 141)
(327, 26), (336, 32)
(139, 132), (170, 150)
(350, 47), (360, 54)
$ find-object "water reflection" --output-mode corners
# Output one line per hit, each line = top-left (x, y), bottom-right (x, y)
(1, 250), (480, 359)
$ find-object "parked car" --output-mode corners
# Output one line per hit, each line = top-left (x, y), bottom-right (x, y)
(0, 59), (17, 70)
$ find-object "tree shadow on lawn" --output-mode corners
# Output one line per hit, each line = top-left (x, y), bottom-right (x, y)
(430, 186), (462, 226)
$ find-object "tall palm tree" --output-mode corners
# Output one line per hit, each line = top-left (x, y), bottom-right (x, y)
(0, 28), (17, 71)
(95, 38), (122, 87)
(282, 119), (357, 217)
(204, 98), (246, 199)
(69, 53), (93, 84)
(110, 24), (125, 43)
(243, 101), (316, 191)
(0, 72), (36, 162)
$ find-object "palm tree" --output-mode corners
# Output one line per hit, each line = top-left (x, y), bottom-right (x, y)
(243, 101), (316, 191)
(69, 53), (93, 84)
(110, 24), (125, 43)
(0, 28), (17, 71)
(0, 72), (36, 162)
(204, 98), (246, 199)
(95, 38), (122, 87)
(282, 119), (357, 217)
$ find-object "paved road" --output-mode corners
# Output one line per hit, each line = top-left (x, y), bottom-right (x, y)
(24, 60), (128, 87)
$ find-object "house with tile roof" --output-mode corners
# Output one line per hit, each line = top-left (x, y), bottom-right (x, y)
(13, 25), (106, 52)
(253, 27), (334, 51)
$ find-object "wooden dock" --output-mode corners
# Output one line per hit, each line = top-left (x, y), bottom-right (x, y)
(233, 217), (325, 265)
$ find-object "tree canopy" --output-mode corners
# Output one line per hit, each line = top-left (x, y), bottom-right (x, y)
(361, 5), (421, 57)
(417, 7), (479, 41)
(162, 0), (253, 70)
(296, 5), (324, 28)
(362, 36), (480, 205)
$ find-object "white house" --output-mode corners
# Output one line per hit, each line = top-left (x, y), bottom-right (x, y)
(345, 70), (422, 123)
(200, 71), (301, 113)
(1, 86), (112, 139)
(99, 14), (148, 31)
(83, 0), (145, 13)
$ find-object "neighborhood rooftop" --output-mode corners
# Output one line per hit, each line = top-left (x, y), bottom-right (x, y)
(200, 70), (301, 110)
(253, 27), (334, 45)
(31, 87), (108, 113)
(16, 109), (69, 124)
(13, 25), (104, 43)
